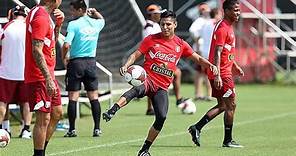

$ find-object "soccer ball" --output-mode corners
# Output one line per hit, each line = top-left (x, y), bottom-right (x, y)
(177, 99), (197, 114)
(0, 129), (10, 148)
(124, 65), (146, 87)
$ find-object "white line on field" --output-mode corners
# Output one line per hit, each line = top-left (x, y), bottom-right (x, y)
(48, 112), (296, 156)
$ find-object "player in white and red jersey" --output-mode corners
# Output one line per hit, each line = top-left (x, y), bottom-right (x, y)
(188, 0), (244, 148)
(25, 0), (64, 155)
(103, 10), (218, 156)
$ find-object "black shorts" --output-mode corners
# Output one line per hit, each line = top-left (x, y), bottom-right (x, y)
(65, 57), (98, 91)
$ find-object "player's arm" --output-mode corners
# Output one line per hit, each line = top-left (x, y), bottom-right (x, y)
(32, 39), (56, 96)
(213, 45), (223, 89)
(62, 42), (70, 67)
(232, 61), (244, 76)
(188, 52), (218, 75)
(120, 50), (142, 76)
(87, 8), (104, 19)
(53, 9), (64, 42)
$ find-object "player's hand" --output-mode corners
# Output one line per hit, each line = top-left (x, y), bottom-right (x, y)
(53, 9), (64, 27)
(87, 8), (97, 16)
(232, 66), (244, 77)
(63, 57), (69, 68)
(209, 65), (219, 76)
(119, 66), (128, 76)
(214, 75), (222, 90)
(46, 78), (57, 97)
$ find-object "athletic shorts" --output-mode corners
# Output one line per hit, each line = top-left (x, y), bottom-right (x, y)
(210, 77), (235, 98)
(65, 57), (98, 91)
(0, 77), (29, 103)
(27, 80), (61, 113)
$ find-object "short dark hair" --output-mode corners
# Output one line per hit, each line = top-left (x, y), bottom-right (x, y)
(160, 10), (176, 20)
(12, 5), (27, 17)
(222, 0), (239, 11)
(210, 8), (220, 18)
(70, 0), (87, 11)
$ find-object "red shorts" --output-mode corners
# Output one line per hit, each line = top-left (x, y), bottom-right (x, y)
(27, 80), (61, 113)
(210, 77), (235, 98)
(0, 78), (29, 103)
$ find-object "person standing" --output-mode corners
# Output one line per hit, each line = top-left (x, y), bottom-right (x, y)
(25, 0), (64, 155)
(188, 0), (244, 148)
(0, 5), (32, 139)
(62, 0), (105, 137)
(143, 4), (189, 115)
(103, 10), (218, 155)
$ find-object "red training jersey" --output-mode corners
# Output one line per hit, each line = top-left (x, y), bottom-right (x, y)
(208, 19), (236, 79)
(138, 33), (193, 90)
(25, 6), (56, 83)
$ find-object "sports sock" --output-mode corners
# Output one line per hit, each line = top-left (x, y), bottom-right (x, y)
(67, 100), (77, 131)
(223, 124), (233, 143)
(90, 99), (101, 130)
(140, 140), (152, 152)
(23, 125), (30, 131)
(195, 114), (210, 131)
(33, 149), (43, 156)
(108, 103), (120, 115)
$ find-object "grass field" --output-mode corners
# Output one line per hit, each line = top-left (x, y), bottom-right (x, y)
(1, 84), (296, 156)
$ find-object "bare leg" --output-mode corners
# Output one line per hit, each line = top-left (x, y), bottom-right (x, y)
(20, 102), (32, 128)
(33, 111), (50, 149)
(194, 71), (204, 99)
(0, 102), (7, 126)
(46, 105), (63, 141)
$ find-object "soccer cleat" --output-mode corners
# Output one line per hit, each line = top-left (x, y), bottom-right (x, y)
(102, 111), (114, 122)
(176, 97), (190, 106)
(19, 129), (32, 139)
(188, 125), (201, 146)
(222, 140), (244, 148)
(137, 150), (151, 156)
(93, 129), (102, 137)
(64, 130), (77, 137)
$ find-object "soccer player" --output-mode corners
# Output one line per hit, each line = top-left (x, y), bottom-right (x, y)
(0, 5), (32, 139)
(103, 10), (218, 155)
(62, 0), (105, 137)
(188, 0), (244, 148)
(143, 4), (189, 115)
(25, 0), (64, 155)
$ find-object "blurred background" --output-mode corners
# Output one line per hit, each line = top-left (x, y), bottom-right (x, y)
(1, 0), (296, 90)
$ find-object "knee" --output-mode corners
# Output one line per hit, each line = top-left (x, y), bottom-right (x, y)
(153, 116), (166, 131)
(52, 107), (63, 121)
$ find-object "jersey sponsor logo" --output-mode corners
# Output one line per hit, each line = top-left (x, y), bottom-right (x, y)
(175, 46), (180, 53)
(228, 54), (235, 61)
(51, 48), (56, 58)
(148, 50), (177, 63)
(151, 63), (174, 77)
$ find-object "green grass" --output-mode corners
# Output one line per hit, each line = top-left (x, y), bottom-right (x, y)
(1, 84), (296, 156)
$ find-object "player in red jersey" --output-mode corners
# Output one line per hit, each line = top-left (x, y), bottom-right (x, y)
(25, 0), (64, 155)
(188, 0), (244, 148)
(103, 10), (218, 156)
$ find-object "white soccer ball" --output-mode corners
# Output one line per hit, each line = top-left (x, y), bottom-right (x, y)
(0, 129), (10, 148)
(177, 99), (197, 114)
(124, 65), (147, 87)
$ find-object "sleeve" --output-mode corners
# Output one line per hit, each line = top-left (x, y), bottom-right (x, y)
(31, 15), (49, 41)
(181, 40), (194, 58)
(138, 36), (151, 54)
(214, 27), (227, 46)
(64, 22), (75, 45)
(95, 19), (105, 31)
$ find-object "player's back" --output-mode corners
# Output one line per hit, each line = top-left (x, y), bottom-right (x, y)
(66, 15), (105, 59)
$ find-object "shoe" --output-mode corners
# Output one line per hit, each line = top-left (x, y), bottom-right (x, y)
(64, 130), (77, 137)
(145, 109), (155, 115)
(93, 129), (102, 137)
(176, 97), (190, 106)
(222, 140), (243, 148)
(188, 125), (201, 146)
(138, 150), (151, 156)
(102, 111), (114, 122)
(19, 129), (32, 139)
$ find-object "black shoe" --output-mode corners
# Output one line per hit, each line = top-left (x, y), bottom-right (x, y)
(93, 129), (102, 137)
(222, 140), (243, 148)
(176, 97), (190, 106)
(188, 125), (201, 146)
(138, 150), (151, 156)
(64, 130), (77, 137)
(145, 109), (155, 115)
(102, 111), (114, 122)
